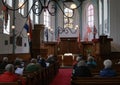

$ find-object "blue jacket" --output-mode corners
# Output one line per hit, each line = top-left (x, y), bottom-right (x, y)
(100, 68), (117, 77)
(87, 61), (97, 69)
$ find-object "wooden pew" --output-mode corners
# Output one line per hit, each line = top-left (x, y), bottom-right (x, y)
(71, 75), (120, 85)
(0, 81), (21, 85)
(23, 61), (60, 85)
(23, 71), (40, 85)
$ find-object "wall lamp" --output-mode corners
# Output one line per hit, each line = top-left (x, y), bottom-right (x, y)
(2, 0), (85, 18)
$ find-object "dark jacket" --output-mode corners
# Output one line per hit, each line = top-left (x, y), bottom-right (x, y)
(38, 58), (47, 68)
(73, 66), (92, 77)
(0, 62), (8, 69)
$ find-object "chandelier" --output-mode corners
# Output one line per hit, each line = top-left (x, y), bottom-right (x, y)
(1, 0), (84, 53)
(2, 0), (84, 18)
(57, 25), (79, 34)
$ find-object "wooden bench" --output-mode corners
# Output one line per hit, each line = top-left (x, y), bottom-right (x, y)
(23, 61), (60, 85)
(0, 81), (21, 85)
(71, 75), (120, 85)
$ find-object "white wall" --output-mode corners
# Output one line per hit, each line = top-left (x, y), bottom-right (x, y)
(110, 0), (120, 52)
(0, 1), (29, 54)
(1, 0), (120, 54)
(82, 0), (99, 41)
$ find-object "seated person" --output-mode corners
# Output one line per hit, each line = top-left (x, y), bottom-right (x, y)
(72, 60), (92, 77)
(14, 58), (24, 68)
(99, 59), (117, 77)
(0, 57), (9, 69)
(0, 64), (26, 85)
(46, 54), (56, 64)
(14, 58), (24, 76)
(37, 55), (47, 68)
(36, 55), (42, 62)
(25, 58), (42, 72)
(73, 54), (83, 69)
(86, 55), (97, 69)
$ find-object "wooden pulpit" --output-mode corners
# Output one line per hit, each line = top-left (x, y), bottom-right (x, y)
(32, 24), (48, 58)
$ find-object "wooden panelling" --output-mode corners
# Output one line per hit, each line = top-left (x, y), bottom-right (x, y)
(81, 41), (95, 58)
(57, 55), (77, 66)
(93, 35), (113, 56)
(32, 24), (47, 58)
(44, 42), (57, 56)
(57, 37), (80, 55)
(32, 48), (48, 59)
(32, 24), (45, 49)
(0, 53), (31, 62)
(63, 55), (73, 66)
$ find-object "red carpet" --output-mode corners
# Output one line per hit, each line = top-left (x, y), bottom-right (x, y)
(50, 68), (72, 85)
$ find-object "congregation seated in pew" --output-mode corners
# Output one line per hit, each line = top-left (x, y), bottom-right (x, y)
(71, 58), (119, 85)
(25, 58), (42, 72)
(0, 54), (60, 85)
(0, 64), (26, 85)
(46, 54), (57, 64)
(72, 60), (92, 77)
(37, 55), (47, 68)
(14, 58), (24, 76)
(73, 54), (83, 69)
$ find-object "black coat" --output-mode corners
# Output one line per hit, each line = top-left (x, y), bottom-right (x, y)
(73, 66), (92, 77)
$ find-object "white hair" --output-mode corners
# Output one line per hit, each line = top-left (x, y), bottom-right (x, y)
(87, 56), (94, 62)
(48, 54), (53, 58)
(3, 57), (8, 62)
(5, 64), (14, 73)
(76, 56), (82, 62)
(103, 59), (112, 68)
(77, 60), (86, 67)
(30, 58), (37, 63)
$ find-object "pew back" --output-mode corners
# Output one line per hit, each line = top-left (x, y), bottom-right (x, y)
(0, 82), (21, 85)
(71, 76), (120, 85)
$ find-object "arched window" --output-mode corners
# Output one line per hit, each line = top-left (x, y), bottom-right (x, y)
(18, 0), (24, 15)
(29, 0), (33, 20)
(34, 1), (39, 24)
(5, 0), (12, 7)
(64, 8), (73, 29)
(44, 11), (50, 28)
(84, 4), (94, 41)
(3, 14), (10, 35)
(87, 4), (94, 27)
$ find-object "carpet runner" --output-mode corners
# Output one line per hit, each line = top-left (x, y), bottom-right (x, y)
(50, 68), (72, 85)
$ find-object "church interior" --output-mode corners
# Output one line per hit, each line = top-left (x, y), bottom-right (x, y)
(0, 0), (120, 85)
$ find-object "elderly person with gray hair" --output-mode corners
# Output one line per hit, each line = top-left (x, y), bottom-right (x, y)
(73, 54), (83, 69)
(72, 60), (92, 77)
(86, 55), (97, 69)
(0, 64), (26, 85)
(25, 58), (42, 72)
(100, 59), (117, 77)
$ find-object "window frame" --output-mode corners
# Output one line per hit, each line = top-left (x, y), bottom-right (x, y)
(87, 4), (94, 28)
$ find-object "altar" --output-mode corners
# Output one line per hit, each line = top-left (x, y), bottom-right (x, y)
(58, 53), (77, 67)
